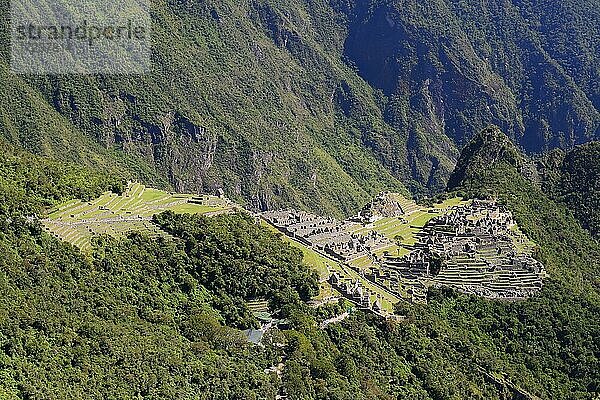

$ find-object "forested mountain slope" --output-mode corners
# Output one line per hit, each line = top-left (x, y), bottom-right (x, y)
(340, 0), (599, 180)
(537, 142), (600, 237)
(1, 128), (598, 399)
(1, 0), (598, 213)
(440, 127), (600, 398)
(1, 0), (409, 217)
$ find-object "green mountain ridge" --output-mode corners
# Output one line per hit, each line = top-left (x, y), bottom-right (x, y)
(537, 142), (600, 237)
(1, 0), (599, 214)
(449, 126), (600, 239)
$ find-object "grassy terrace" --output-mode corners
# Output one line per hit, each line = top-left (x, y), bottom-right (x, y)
(43, 182), (234, 252)
(510, 225), (537, 254)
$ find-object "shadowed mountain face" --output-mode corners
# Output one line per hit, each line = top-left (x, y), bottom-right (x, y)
(341, 0), (599, 151)
(0, 0), (598, 214)
(537, 142), (600, 237)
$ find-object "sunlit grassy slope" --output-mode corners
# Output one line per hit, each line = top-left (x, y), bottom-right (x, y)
(43, 182), (235, 252)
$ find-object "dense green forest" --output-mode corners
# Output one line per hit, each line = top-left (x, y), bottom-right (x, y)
(536, 142), (600, 237)
(0, 129), (598, 398)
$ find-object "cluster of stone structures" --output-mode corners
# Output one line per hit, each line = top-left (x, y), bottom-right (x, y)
(328, 272), (384, 314)
(263, 197), (545, 311)
(262, 210), (390, 313)
(364, 254), (430, 303)
(262, 210), (392, 262)
(350, 191), (419, 224)
(381, 200), (545, 299)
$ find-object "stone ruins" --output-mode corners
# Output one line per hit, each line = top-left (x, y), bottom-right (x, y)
(262, 210), (392, 263)
(380, 200), (545, 301)
(262, 196), (546, 312)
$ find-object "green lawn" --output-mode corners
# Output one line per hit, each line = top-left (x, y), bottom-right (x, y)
(432, 197), (469, 209)
(409, 211), (440, 228)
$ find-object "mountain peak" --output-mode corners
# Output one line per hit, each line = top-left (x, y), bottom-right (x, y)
(447, 126), (525, 191)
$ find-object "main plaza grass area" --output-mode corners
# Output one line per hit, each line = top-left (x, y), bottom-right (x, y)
(43, 183), (233, 252)
(351, 196), (469, 258)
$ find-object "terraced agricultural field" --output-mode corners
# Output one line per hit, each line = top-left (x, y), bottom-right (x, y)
(43, 182), (236, 252)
